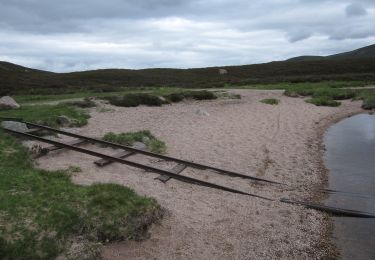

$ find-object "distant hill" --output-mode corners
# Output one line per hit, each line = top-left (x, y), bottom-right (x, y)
(1, 44), (375, 95)
(287, 44), (375, 61)
(329, 44), (375, 59)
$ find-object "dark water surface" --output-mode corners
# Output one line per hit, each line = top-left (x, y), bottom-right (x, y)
(324, 114), (375, 260)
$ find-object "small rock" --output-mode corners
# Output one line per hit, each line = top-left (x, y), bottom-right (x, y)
(1, 121), (29, 132)
(158, 96), (167, 103)
(0, 96), (20, 110)
(132, 141), (147, 150)
(195, 109), (210, 116)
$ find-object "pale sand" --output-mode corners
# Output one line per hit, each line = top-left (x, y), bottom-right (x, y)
(32, 90), (364, 259)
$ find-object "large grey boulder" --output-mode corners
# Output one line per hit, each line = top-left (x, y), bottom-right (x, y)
(0, 96), (20, 110)
(1, 121), (29, 132)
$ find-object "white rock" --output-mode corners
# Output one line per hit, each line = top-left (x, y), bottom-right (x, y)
(1, 121), (29, 132)
(0, 96), (20, 110)
(195, 109), (210, 116)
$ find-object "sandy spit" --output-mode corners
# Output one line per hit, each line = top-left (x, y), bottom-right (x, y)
(31, 90), (364, 259)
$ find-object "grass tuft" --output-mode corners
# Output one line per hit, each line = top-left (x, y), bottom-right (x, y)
(103, 130), (167, 154)
(107, 93), (164, 107)
(163, 93), (185, 103)
(260, 98), (280, 105)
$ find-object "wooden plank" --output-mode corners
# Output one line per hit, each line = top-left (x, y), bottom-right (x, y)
(94, 150), (134, 167)
(44, 139), (87, 152)
(156, 164), (187, 183)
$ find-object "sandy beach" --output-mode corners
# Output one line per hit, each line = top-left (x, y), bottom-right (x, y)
(32, 90), (364, 259)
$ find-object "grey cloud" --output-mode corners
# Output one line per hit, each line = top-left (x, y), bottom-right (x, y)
(0, 0), (193, 33)
(0, 0), (375, 72)
(345, 3), (367, 17)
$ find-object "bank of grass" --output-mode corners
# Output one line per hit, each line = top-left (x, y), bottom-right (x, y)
(0, 130), (163, 259)
(260, 98), (280, 105)
(0, 103), (90, 127)
(103, 131), (167, 154)
(13, 87), (182, 105)
(286, 87), (375, 109)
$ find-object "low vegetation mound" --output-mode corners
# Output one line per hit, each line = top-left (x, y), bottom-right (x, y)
(105, 90), (217, 108)
(107, 93), (165, 107)
(0, 130), (163, 259)
(260, 98), (280, 105)
(164, 90), (217, 102)
(103, 130), (167, 154)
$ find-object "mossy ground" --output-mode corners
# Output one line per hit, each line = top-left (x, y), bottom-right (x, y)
(0, 103), (90, 127)
(260, 98), (280, 105)
(0, 130), (162, 259)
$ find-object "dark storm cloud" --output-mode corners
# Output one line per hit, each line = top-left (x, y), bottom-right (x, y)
(0, 0), (374, 71)
(345, 3), (368, 16)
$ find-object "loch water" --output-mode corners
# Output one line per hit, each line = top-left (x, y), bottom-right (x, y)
(324, 114), (375, 260)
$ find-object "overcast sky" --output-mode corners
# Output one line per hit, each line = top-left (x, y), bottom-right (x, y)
(0, 0), (374, 72)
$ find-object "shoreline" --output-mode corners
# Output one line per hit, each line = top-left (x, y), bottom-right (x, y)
(312, 107), (365, 259)
(29, 90), (365, 259)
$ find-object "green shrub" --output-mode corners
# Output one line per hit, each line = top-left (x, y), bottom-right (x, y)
(306, 96), (341, 107)
(103, 130), (167, 154)
(148, 139), (167, 154)
(183, 90), (217, 100)
(362, 96), (375, 110)
(163, 90), (217, 103)
(260, 98), (280, 105)
(164, 93), (185, 103)
(109, 93), (163, 107)
(283, 89), (299, 97)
